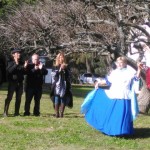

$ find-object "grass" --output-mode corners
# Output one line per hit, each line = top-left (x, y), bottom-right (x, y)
(0, 83), (150, 150)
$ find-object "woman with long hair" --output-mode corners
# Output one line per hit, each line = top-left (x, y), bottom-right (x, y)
(50, 52), (73, 118)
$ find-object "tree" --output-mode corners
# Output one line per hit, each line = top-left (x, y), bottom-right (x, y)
(0, 0), (37, 16)
(0, 0), (150, 113)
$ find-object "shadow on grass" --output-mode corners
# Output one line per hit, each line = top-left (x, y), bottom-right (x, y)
(131, 128), (150, 139)
(64, 112), (84, 118)
(41, 112), (84, 118)
(115, 128), (150, 139)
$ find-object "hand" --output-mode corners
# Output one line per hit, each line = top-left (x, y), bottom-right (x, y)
(34, 65), (39, 70)
(39, 62), (43, 69)
(94, 81), (99, 89)
(61, 64), (66, 70)
(137, 62), (144, 70)
(24, 60), (28, 68)
(14, 57), (19, 65)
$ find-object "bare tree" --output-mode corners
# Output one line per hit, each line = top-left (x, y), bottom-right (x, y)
(0, 0), (150, 113)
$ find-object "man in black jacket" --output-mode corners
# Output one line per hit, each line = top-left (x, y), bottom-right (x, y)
(3, 48), (26, 117)
(24, 54), (48, 116)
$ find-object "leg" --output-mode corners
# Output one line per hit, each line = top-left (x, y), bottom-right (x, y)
(14, 83), (23, 116)
(54, 96), (60, 118)
(24, 87), (34, 116)
(4, 83), (16, 116)
(60, 97), (66, 118)
(33, 88), (42, 116)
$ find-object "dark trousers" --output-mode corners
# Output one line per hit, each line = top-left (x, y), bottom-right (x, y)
(24, 87), (42, 116)
(4, 82), (23, 115)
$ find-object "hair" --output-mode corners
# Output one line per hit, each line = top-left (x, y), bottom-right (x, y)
(32, 53), (39, 59)
(55, 52), (66, 66)
(116, 56), (127, 64)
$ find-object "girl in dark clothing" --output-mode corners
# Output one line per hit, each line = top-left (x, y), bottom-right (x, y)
(51, 52), (73, 118)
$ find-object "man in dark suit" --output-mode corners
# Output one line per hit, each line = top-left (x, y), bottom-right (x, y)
(24, 54), (48, 116)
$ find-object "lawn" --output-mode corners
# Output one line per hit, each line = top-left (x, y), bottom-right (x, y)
(0, 83), (150, 150)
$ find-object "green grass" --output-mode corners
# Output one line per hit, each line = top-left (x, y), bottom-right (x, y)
(0, 83), (150, 150)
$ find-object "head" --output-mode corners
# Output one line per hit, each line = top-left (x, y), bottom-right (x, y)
(116, 57), (127, 69)
(11, 48), (21, 60)
(32, 54), (40, 65)
(55, 52), (66, 66)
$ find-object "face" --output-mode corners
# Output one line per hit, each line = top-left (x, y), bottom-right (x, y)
(59, 55), (64, 64)
(12, 52), (21, 59)
(116, 60), (126, 69)
(32, 54), (39, 65)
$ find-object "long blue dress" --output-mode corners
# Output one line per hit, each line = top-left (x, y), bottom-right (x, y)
(81, 68), (139, 136)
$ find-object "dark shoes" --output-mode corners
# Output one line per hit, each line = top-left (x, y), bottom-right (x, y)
(34, 113), (40, 116)
(24, 112), (30, 116)
(55, 112), (64, 118)
(14, 113), (20, 117)
(55, 112), (59, 118)
(60, 112), (63, 118)
(3, 113), (20, 117)
(24, 112), (40, 116)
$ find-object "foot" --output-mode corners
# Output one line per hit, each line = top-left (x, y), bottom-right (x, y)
(34, 113), (40, 116)
(60, 113), (63, 118)
(14, 113), (20, 116)
(24, 112), (30, 116)
(55, 113), (59, 118)
(3, 113), (8, 117)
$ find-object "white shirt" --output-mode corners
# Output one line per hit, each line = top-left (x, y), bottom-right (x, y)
(105, 68), (135, 99)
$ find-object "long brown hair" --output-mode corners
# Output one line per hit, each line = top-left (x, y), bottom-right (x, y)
(55, 52), (66, 66)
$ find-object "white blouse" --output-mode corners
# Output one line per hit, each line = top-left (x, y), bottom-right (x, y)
(105, 68), (135, 99)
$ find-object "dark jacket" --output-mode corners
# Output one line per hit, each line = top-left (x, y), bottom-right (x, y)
(25, 64), (48, 88)
(50, 65), (73, 108)
(7, 60), (25, 83)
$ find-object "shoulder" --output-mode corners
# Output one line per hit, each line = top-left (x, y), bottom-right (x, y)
(7, 60), (15, 66)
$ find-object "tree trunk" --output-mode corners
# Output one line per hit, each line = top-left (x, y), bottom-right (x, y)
(86, 55), (92, 73)
(138, 81), (150, 114)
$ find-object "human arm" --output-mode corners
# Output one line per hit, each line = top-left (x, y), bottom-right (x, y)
(7, 60), (25, 73)
(136, 62), (143, 79)
(94, 77), (111, 89)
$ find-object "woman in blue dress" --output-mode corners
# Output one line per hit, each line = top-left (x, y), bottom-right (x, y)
(81, 56), (143, 136)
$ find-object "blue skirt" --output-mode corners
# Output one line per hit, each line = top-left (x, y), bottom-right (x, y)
(81, 88), (134, 136)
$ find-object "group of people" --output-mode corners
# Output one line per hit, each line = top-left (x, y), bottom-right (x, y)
(3, 48), (72, 118)
(3, 48), (144, 137)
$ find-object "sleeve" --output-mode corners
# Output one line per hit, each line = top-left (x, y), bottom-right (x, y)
(7, 61), (18, 73)
(103, 70), (116, 86)
(40, 67), (48, 75)
(65, 67), (72, 82)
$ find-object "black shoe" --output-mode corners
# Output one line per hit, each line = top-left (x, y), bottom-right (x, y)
(14, 113), (20, 116)
(24, 112), (30, 116)
(34, 114), (40, 116)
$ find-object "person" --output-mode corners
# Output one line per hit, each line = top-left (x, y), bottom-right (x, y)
(81, 56), (143, 136)
(24, 54), (48, 116)
(3, 48), (26, 117)
(50, 52), (73, 118)
(141, 43), (150, 89)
